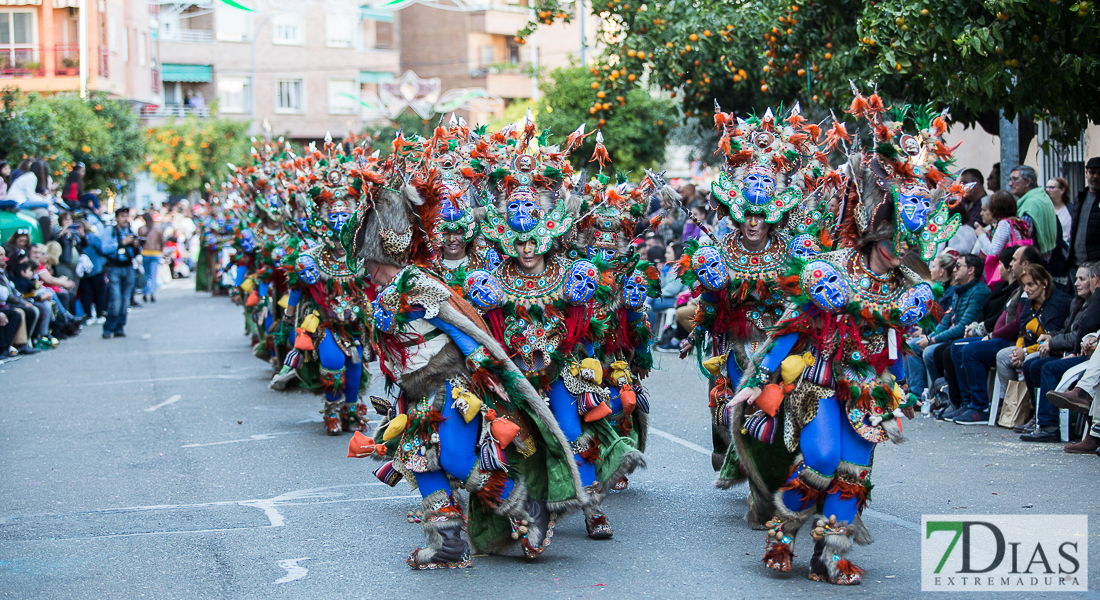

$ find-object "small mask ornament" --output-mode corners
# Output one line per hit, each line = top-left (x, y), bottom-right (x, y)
(896, 180), (932, 233)
(742, 166), (777, 207)
(564, 260), (599, 303)
(587, 246), (617, 263)
(483, 248), (502, 272)
(788, 234), (821, 260)
(464, 269), (505, 310)
(622, 270), (649, 310)
(898, 283), (934, 326)
(271, 247), (286, 262)
(802, 260), (849, 311)
(506, 190), (541, 232)
(373, 302), (395, 334)
(327, 210), (351, 233)
(297, 255), (320, 285)
(692, 246), (728, 290)
(240, 229), (255, 253)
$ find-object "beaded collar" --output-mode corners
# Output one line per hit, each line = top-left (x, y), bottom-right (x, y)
(721, 230), (790, 280)
(496, 254), (566, 306)
(306, 245), (361, 282)
(845, 249), (904, 306)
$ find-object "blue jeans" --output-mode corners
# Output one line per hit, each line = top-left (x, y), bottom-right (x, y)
(104, 265), (135, 335)
(959, 338), (1011, 411)
(906, 341), (943, 396)
(142, 255), (161, 296)
(1025, 355), (1089, 427)
(647, 297), (678, 332)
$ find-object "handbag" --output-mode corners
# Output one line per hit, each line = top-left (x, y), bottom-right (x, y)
(997, 380), (1033, 428)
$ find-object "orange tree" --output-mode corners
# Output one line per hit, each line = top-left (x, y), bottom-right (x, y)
(144, 118), (250, 197)
(521, 0), (1100, 147)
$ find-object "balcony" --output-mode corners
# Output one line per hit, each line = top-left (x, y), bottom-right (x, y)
(0, 48), (44, 78)
(139, 104), (212, 119)
(159, 28), (215, 44)
(484, 72), (532, 99)
(55, 45), (80, 76)
(470, 5), (530, 35)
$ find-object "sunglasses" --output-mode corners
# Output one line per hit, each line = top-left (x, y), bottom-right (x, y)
(15, 228), (29, 234)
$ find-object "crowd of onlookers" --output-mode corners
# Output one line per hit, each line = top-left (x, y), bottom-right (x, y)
(0, 159), (200, 363)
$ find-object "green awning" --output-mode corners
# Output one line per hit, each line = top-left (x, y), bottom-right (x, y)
(359, 7), (394, 22)
(360, 70), (395, 84)
(161, 64), (213, 83)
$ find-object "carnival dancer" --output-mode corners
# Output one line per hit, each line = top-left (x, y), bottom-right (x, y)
(347, 154), (588, 569)
(280, 137), (373, 435)
(730, 91), (962, 584)
(677, 104), (836, 507)
(471, 120), (645, 539)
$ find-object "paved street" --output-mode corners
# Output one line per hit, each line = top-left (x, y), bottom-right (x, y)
(2, 283), (1099, 599)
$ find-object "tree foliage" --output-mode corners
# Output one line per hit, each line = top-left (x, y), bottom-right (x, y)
(536, 65), (678, 177)
(522, 0), (1100, 144)
(0, 88), (145, 191)
(143, 118), (251, 197)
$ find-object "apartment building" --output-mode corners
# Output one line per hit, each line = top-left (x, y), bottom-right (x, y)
(396, 0), (594, 125)
(151, 0), (400, 140)
(0, 0), (157, 102)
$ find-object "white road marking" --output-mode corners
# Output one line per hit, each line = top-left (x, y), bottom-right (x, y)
(273, 558), (310, 584)
(182, 432), (300, 447)
(649, 426), (924, 532)
(144, 394), (182, 412)
(141, 333), (152, 339)
(648, 427), (713, 456)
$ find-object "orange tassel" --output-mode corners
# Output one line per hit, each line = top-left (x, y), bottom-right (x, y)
(847, 94), (869, 117)
(294, 329), (314, 351)
(756, 383), (785, 417)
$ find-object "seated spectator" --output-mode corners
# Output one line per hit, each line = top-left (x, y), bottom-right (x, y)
(941, 247), (1020, 412)
(1046, 330), (1100, 454)
(909, 254), (990, 397)
(973, 190), (1033, 286)
(0, 245), (40, 355)
(682, 205), (708, 242)
(649, 242), (685, 344)
(929, 253), (959, 313)
(1017, 262), (1100, 441)
(8, 258), (54, 350)
(1010, 165), (1059, 256)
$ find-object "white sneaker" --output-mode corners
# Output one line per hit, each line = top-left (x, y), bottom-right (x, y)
(95, 316), (106, 324)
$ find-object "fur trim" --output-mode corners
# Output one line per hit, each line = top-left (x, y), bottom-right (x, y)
(850, 512), (873, 545)
(398, 340), (467, 402)
(599, 449), (646, 492)
(721, 402), (773, 528)
(435, 302), (589, 507)
(879, 417), (907, 444)
(634, 410), (648, 453)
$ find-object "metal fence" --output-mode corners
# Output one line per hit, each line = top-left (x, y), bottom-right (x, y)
(1039, 121), (1090, 199)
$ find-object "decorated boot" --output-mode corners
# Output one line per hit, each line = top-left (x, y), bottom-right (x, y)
(474, 474), (556, 559)
(583, 484), (613, 540)
(764, 458), (831, 572)
(808, 516), (864, 585)
(341, 401), (371, 433)
(407, 490), (472, 570)
(321, 401), (343, 435)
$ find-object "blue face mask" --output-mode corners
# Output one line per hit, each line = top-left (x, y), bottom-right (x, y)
(587, 247), (617, 263)
(804, 260), (848, 311)
(463, 269), (504, 310)
(742, 169), (777, 207)
(691, 246), (728, 290)
(327, 211), (351, 233)
(240, 229), (255, 253)
(897, 190), (932, 233)
(564, 260), (599, 303)
(483, 248), (502, 272)
(297, 255), (319, 285)
(622, 271), (648, 310)
(788, 234), (821, 260)
(506, 193), (540, 232)
(898, 283), (934, 325)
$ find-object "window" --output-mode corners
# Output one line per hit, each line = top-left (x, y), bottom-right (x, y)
(138, 32), (146, 66)
(0, 11), (37, 71)
(375, 21), (393, 48)
(218, 76), (251, 113)
(275, 78), (303, 113)
(216, 3), (251, 42)
(325, 14), (353, 48)
(479, 46), (493, 66)
(327, 79), (357, 114)
(121, 27), (129, 63)
(272, 13), (302, 45)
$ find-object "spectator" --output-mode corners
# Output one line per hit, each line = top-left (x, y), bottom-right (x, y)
(51, 211), (83, 283)
(9, 258), (55, 349)
(682, 205), (708, 242)
(1068, 157), (1100, 268)
(1045, 177), (1073, 245)
(1016, 263), (1100, 437)
(929, 253), (959, 312)
(9, 158), (31, 184)
(1046, 330), (1100, 454)
(100, 207), (141, 338)
(910, 254), (990, 397)
(972, 190), (1033, 285)
(60, 163), (85, 211)
(649, 242), (686, 345)
(138, 210), (164, 303)
(79, 217), (110, 322)
(1004, 265), (1073, 440)
(0, 160), (9, 209)
(987, 162), (1001, 194)
(8, 160), (53, 240)
(0, 245), (39, 355)
(1009, 165), (1058, 255)
(941, 246), (1020, 411)
(958, 168), (989, 227)
(30, 243), (76, 318)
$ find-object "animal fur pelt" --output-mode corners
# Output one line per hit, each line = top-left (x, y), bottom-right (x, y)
(435, 301), (589, 512)
(398, 340), (467, 403)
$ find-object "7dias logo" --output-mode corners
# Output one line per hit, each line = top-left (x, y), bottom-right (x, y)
(922, 515), (1088, 592)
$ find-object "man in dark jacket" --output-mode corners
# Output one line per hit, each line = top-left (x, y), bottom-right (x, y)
(909, 254), (991, 396)
(1068, 157), (1100, 268)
